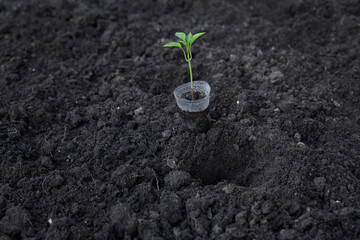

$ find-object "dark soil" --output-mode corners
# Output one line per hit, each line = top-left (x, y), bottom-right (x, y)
(0, 0), (360, 239)
(182, 91), (206, 101)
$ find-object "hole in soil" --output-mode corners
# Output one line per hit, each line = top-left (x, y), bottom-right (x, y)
(295, 118), (325, 147)
(190, 139), (255, 186)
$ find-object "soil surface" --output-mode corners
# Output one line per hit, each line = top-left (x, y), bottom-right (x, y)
(1, 0), (360, 239)
(182, 91), (206, 101)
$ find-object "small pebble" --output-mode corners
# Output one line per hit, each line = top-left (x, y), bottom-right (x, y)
(162, 130), (171, 138)
(261, 200), (273, 214)
(166, 158), (177, 169)
(269, 70), (284, 84)
(222, 184), (235, 194)
(235, 211), (247, 225)
(296, 142), (306, 148)
(228, 113), (236, 121)
(249, 135), (257, 142)
(134, 107), (144, 115)
(294, 133), (301, 142)
(229, 54), (239, 62)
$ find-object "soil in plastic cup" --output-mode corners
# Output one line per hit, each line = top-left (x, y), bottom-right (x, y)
(174, 81), (211, 133)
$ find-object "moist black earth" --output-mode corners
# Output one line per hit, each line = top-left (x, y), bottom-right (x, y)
(182, 91), (206, 101)
(0, 0), (360, 239)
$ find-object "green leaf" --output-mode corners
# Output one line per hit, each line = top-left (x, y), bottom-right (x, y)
(186, 32), (192, 42)
(175, 32), (186, 41)
(189, 32), (206, 45)
(177, 40), (187, 47)
(163, 42), (182, 48)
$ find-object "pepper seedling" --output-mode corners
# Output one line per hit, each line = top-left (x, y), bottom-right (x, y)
(163, 32), (206, 101)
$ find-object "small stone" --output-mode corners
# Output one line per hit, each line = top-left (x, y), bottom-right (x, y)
(269, 70), (284, 84)
(251, 202), (261, 215)
(240, 118), (252, 126)
(47, 175), (64, 188)
(235, 211), (247, 225)
(249, 219), (257, 228)
(222, 184), (235, 194)
(164, 171), (190, 189)
(228, 113), (236, 121)
(261, 200), (273, 215)
(229, 54), (239, 62)
(314, 177), (326, 191)
(162, 130), (171, 138)
(294, 213), (313, 231)
(113, 76), (126, 85)
(134, 107), (144, 115)
(166, 158), (177, 169)
(332, 99), (340, 107)
(294, 133), (301, 142)
(248, 135), (257, 142)
(279, 229), (298, 240)
(296, 142), (306, 148)
(257, 49), (263, 57)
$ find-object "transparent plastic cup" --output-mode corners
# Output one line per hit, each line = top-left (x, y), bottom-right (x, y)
(173, 81), (211, 112)
(173, 81), (211, 133)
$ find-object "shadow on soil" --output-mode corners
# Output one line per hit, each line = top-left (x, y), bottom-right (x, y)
(190, 138), (256, 186)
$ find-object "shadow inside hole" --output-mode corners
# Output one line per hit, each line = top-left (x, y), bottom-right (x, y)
(190, 140), (255, 186)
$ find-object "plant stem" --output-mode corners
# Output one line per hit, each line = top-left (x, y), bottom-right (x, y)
(187, 60), (194, 101)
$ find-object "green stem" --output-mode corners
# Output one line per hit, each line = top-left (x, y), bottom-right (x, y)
(188, 60), (193, 89)
(189, 44), (192, 60)
(186, 44), (194, 100)
(180, 46), (187, 61)
(188, 59), (194, 101)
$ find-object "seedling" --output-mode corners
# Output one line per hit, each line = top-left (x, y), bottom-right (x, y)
(163, 32), (206, 101)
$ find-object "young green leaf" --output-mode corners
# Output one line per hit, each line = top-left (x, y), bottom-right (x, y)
(186, 32), (192, 42)
(175, 32), (186, 41)
(189, 32), (206, 45)
(163, 42), (182, 48)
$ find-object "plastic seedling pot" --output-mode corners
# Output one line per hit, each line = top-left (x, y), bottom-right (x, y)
(173, 81), (211, 133)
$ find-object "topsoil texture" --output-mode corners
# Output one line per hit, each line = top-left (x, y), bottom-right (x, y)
(0, 0), (360, 239)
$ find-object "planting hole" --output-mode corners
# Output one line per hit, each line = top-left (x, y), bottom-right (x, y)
(189, 139), (256, 186)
